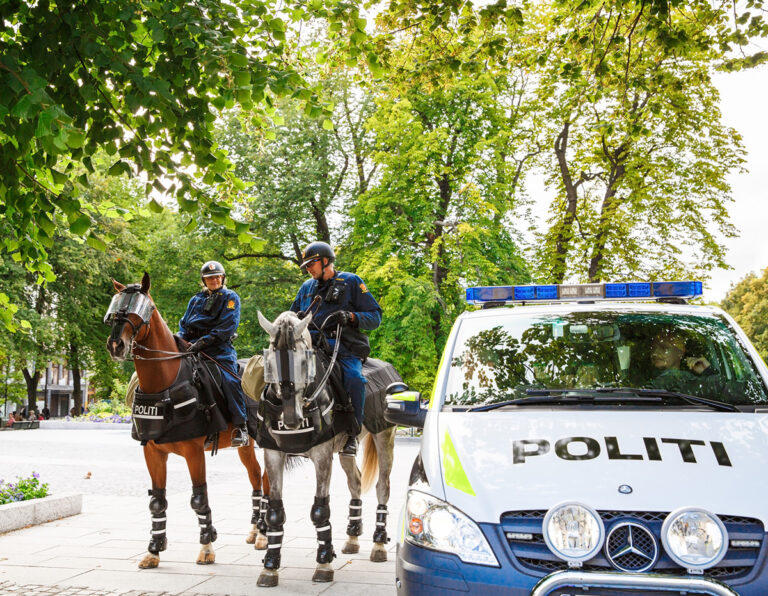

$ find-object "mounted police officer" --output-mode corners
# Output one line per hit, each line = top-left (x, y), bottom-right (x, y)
(178, 261), (249, 447)
(290, 241), (382, 456)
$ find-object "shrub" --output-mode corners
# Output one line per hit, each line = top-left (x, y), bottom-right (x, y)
(0, 472), (49, 505)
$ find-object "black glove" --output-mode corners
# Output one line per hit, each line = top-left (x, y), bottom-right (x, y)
(297, 310), (307, 320)
(186, 340), (206, 354)
(325, 310), (354, 328)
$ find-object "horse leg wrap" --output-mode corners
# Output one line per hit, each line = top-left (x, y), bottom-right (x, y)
(372, 505), (389, 544)
(251, 490), (262, 525)
(257, 494), (269, 535)
(311, 496), (336, 564)
(147, 488), (168, 555)
(263, 498), (285, 570)
(346, 498), (363, 537)
(190, 483), (217, 545)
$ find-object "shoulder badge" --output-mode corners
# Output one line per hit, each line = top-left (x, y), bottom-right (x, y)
(227, 299), (235, 309)
(359, 282), (368, 293)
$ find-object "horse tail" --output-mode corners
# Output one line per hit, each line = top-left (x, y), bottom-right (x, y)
(360, 432), (378, 494)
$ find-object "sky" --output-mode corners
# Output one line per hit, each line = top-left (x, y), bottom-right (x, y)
(706, 67), (768, 302)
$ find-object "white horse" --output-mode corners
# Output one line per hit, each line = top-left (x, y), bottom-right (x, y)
(254, 310), (397, 587)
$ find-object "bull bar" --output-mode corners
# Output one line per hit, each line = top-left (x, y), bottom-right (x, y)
(531, 570), (739, 595)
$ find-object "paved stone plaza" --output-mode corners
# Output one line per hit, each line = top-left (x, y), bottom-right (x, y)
(0, 428), (419, 595)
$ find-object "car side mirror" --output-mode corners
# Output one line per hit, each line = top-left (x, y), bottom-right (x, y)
(384, 382), (428, 428)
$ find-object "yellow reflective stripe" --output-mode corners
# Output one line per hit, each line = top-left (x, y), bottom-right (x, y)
(390, 391), (419, 402)
(429, 336), (450, 411)
(441, 430), (475, 496)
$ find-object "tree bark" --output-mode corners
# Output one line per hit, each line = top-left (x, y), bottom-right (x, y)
(70, 342), (83, 415)
(552, 121), (579, 283)
(588, 162), (626, 282)
(22, 367), (41, 414)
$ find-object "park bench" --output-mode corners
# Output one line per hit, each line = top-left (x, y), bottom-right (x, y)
(10, 420), (39, 430)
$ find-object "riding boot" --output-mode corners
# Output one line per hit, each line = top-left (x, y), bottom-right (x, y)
(341, 434), (358, 456)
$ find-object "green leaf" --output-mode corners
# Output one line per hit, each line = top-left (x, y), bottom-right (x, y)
(229, 53), (248, 68)
(86, 234), (107, 251)
(322, 118), (334, 130)
(69, 215), (91, 235)
(237, 232), (251, 244)
(148, 199), (164, 213)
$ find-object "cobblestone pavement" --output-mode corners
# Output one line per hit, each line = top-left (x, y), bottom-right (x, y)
(0, 428), (420, 595)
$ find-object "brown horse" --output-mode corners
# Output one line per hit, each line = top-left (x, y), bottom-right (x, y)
(105, 272), (269, 569)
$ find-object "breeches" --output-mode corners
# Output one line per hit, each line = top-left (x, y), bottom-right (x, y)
(211, 352), (246, 424)
(338, 357), (366, 425)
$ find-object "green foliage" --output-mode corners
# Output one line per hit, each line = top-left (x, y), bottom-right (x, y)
(0, 472), (49, 505)
(0, 0), (372, 308)
(722, 269), (768, 364)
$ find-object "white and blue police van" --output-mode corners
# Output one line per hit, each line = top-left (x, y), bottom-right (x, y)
(385, 281), (768, 596)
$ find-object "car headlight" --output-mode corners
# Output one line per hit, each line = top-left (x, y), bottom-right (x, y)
(662, 507), (728, 571)
(543, 502), (605, 563)
(405, 490), (499, 566)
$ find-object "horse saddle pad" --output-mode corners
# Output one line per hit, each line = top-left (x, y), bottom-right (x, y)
(128, 357), (226, 444)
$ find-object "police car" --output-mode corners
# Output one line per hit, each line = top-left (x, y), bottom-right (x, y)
(385, 281), (768, 596)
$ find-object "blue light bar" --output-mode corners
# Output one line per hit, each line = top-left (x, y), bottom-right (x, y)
(465, 281), (702, 305)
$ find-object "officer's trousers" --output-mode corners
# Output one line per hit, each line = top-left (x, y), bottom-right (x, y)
(338, 357), (367, 426)
(208, 350), (247, 425)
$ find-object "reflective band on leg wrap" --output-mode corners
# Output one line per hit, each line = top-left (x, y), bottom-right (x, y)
(251, 490), (263, 525)
(257, 496), (268, 534)
(346, 498), (363, 537)
(191, 484), (217, 545)
(147, 488), (167, 555)
(373, 504), (389, 544)
(311, 496), (335, 564)
(263, 498), (285, 570)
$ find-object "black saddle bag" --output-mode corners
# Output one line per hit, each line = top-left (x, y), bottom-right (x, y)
(131, 359), (226, 444)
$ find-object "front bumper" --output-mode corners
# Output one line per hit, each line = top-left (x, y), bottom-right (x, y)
(532, 570), (738, 595)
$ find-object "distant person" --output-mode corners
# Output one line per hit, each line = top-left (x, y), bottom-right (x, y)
(20, 406), (27, 419)
(6, 412), (15, 427)
(42, 406), (50, 420)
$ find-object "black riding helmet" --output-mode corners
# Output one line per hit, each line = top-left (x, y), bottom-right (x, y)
(200, 260), (226, 283)
(300, 242), (335, 269)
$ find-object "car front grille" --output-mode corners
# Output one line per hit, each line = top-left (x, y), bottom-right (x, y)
(501, 509), (763, 580)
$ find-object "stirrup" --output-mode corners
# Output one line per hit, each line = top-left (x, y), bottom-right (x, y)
(231, 425), (249, 447)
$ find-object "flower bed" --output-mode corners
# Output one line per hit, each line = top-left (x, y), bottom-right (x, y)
(67, 413), (131, 424)
(0, 472), (49, 505)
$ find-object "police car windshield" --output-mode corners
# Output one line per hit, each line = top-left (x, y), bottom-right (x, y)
(444, 311), (768, 408)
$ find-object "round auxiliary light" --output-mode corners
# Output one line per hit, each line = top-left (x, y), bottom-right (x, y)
(543, 502), (605, 563)
(661, 507), (728, 571)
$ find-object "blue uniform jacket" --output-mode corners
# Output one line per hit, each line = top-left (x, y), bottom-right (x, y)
(178, 287), (241, 358)
(290, 272), (382, 359)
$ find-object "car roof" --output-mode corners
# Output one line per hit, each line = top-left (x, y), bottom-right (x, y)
(459, 301), (726, 321)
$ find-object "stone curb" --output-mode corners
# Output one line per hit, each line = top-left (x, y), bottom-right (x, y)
(39, 421), (131, 430)
(0, 493), (82, 534)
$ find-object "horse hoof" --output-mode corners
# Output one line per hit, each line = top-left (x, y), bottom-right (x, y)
(312, 567), (334, 582)
(370, 544), (388, 562)
(196, 545), (216, 565)
(246, 532), (256, 544)
(138, 554), (160, 569)
(257, 570), (279, 587)
(342, 540), (360, 554)
(254, 535), (268, 550)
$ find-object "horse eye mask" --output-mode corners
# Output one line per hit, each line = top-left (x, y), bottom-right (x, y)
(263, 348), (316, 385)
(104, 291), (154, 325)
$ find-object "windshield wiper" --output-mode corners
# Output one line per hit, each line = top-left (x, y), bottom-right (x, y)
(592, 387), (739, 412)
(466, 392), (661, 412)
(466, 387), (738, 412)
